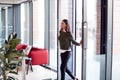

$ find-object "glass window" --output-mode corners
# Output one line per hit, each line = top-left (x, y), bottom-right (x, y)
(112, 0), (120, 80)
(46, 0), (74, 79)
(8, 7), (13, 35)
(0, 5), (13, 47)
(76, 0), (82, 79)
(86, 0), (103, 80)
(49, 0), (57, 69)
(32, 0), (45, 48)
(0, 7), (5, 47)
(21, 3), (29, 44)
(58, 0), (74, 79)
(30, 0), (58, 79)
(60, 0), (69, 19)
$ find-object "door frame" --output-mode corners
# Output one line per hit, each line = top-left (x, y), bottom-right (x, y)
(106, 0), (113, 80)
(81, 0), (87, 80)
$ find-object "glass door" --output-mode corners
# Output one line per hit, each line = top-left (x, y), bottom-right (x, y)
(76, 0), (107, 80)
(85, 0), (103, 80)
(76, 0), (114, 80)
(112, 0), (120, 80)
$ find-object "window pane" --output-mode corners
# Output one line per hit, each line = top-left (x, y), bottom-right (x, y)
(76, 0), (104, 80)
(76, 0), (82, 79)
(21, 3), (29, 44)
(0, 5), (13, 47)
(49, 0), (57, 69)
(33, 0), (45, 48)
(0, 7), (5, 47)
(112, 0), (120, 80)
(59, 0), (74, 79)
(8, 7), (13, 35)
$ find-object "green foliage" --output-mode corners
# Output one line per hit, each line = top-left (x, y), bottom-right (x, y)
(0, 32), (24, 80)
(9, 71), (18, 75)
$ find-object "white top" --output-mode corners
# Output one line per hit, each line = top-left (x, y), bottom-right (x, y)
(60, 48), (71, 53)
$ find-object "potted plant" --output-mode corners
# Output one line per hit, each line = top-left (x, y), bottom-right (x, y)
(0, 32), (24, 80)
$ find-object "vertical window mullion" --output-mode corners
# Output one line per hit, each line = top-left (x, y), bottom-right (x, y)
(5, 7), (8, 40)
(72, 0), (77, 75)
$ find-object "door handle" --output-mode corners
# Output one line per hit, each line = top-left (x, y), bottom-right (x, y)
(82, 21), (88, 49)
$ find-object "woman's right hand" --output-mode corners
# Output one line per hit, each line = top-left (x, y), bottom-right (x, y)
(79, 40), (82, 46)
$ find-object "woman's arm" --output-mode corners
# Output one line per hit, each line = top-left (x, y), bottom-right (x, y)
(71, 39), (80, 46)
(69, 32), (81, 46)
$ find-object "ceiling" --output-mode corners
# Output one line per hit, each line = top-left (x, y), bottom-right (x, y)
(0, 5), (12, 8)
(0, 0), (33, 4)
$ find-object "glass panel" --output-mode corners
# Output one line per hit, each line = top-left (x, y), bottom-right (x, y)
(8, 7), (13, 35)
(60, 0), (69, 19)
(32, 0), (45, 48)
(58, 0), (74, 79)
(31, 0), (57, 79)
(86, 0), (105, 80)
(21, 3), (29, 44)
(76, 0), (82, 79)
(49, 0), (57, 70)
(76, 0), (105, 80)
(112, 0), (120, 80)
(0, 5), (13, 47)
(86, 0), (103, 80)
(0, 7), (5, 47)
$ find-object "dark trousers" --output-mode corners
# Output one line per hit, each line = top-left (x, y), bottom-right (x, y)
(60, 51), (75, 80)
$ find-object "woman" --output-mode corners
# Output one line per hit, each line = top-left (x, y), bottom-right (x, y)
(58, 19), (82, 80)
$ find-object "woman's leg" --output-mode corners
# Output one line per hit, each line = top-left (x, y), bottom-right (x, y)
(66, 67), (75, 79)
(60, 51), (71, 80)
